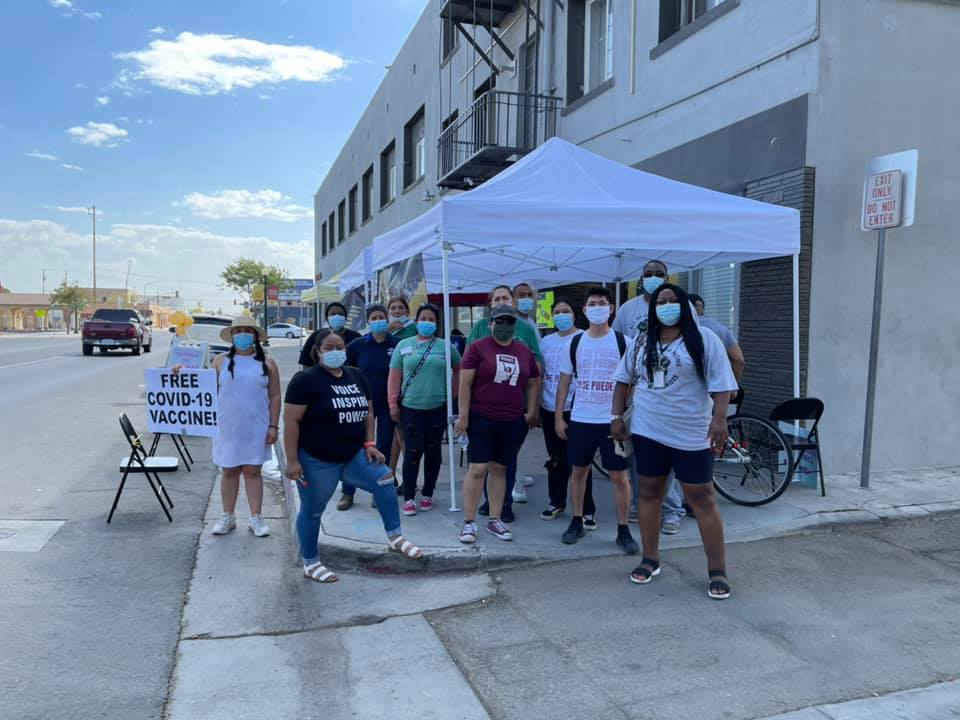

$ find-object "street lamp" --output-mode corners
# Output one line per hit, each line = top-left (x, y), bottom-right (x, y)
(87, 205), (97, 305)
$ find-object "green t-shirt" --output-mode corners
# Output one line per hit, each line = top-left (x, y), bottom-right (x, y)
(393, 322), (418, 340)
(467, 318), (543, 364)
(390, 336), (462, 410)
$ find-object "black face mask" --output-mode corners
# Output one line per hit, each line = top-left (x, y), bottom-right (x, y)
(492, 322), (516, 342)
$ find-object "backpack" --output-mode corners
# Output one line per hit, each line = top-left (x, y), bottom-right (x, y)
(569, 331), (628, 376)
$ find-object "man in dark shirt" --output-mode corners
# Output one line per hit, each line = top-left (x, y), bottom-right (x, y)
(300, 301), (362, 367)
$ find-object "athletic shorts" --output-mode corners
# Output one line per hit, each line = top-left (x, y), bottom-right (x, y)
(567, 421), (629, 472)
(632, 434), (714, 485)
(467, 413), (526, 466)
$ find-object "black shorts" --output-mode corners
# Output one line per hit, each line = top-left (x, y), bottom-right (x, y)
(467, 413), (526, 466)
(632, 435), (714, 484)
(567, 421), (629, 472)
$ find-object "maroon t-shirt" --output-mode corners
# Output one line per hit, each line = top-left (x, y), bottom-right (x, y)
(462, 336), (540, 421)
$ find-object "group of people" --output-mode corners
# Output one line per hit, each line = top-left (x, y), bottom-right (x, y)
(205, 259), (745, 600)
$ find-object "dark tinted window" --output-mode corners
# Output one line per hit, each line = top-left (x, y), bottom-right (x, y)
(92, 309), (140, 322)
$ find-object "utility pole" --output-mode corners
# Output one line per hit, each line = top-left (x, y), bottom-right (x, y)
(87, 205), (97, 306)
(41, 269), (47, 293)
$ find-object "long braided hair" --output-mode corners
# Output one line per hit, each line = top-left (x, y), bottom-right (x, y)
(643, 283), (706, 383)
(227, 332), (269, 378)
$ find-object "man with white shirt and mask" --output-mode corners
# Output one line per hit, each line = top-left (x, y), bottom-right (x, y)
(555, 287), (639, 555)
(612, 260), (688, 535)
(513, 282), (540, 331)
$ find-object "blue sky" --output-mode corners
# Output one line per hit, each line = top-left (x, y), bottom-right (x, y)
(0, 0), (426, 310)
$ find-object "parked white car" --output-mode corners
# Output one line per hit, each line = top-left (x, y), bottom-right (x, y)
(267, 322), (304, 339)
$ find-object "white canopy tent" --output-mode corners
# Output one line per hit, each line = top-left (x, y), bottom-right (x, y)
(339, 138), (801, 509)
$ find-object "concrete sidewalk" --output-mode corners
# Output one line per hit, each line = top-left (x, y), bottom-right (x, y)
(281, 427), (960, 573)
(757, 679), (960, 719)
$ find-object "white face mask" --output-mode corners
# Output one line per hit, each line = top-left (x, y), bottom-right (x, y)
(584, 305), (611, 325)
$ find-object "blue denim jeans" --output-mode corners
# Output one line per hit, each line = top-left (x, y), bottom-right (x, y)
(296, 447), (401, 564)
(342, 405), (395, 498)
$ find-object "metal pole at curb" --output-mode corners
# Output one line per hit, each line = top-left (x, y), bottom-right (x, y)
(859, 227), (886, 489)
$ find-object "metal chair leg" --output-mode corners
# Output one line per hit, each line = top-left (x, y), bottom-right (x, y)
(177, 434), (195, 464)
(171, 435), (192, 472)
(152, 472), (174, 509)
(108, 468), (131, 523)
(145, 473), (173, 522)
(816, 447), (826, 497)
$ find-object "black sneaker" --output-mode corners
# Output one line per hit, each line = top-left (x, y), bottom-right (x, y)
(540, 505), (564, 520)
(478, 501), (490, 517)
(583, 515), (598, 531)
(562, 520), (585, 545)
(616, 528), (640, 555)
(501, 505), (515, 523)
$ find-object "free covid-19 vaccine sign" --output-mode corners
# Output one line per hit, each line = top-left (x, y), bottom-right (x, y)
(144, 368), (219, 437)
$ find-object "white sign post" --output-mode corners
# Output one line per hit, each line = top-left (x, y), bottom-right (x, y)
(859, 150), (918, 488)
(145, 368), (219, 437)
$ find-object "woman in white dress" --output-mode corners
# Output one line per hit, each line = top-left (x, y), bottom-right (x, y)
(210, 317), (282, 537)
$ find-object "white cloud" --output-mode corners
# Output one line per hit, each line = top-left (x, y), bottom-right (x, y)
(60, 163), (84, 171)
(183, 189), (311, 223)
(75, 82), (86, 89)
(115, 32), (347, 95)
(96, 95), (110, 106)
(50, 205), (97, 214)
(25, 151), (58, 161)
(0, 218), (311, 306)
(149, 26), (166, 35)
(66, 121), (128, 147)
(49, 0), (72, 7)
(50, 1), (100, 19)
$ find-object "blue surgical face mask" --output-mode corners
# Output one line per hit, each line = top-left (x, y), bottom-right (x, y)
(553, 313), (574, 332)
(517, 297), (535, 314)
(392, 314), (409, 326)
(656, 302), (681, 327)
(585, 305), (611, 325)
(643, 276), (665, 295)
(416, 321), (437, 337)
(328, 315), (346, 331)
(321, 350), (347, 369)
(233, 332), (255, 351)
(369, 319), (389, 334)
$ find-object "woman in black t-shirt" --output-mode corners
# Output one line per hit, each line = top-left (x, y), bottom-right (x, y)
(284, 330), (423, 583)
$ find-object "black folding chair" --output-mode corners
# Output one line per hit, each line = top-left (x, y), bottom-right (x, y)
(109, 413), (179, 523)
(148, 432), (194, 472)
(770, 398), (826, 497)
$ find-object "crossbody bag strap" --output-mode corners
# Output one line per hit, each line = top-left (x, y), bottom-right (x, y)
(400, 337), (438, 399)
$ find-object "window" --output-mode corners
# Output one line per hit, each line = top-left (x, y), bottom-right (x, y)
(337, 199), (345, 244)
(321, 221), (327, 257)
(361, 165), (374, 222)
(441, 14), (458, 62)
(566, 0), (613, 103)
(380, 141), (396, 207)
(403, 106), (426, 188)
(328, 211), (335, 248)
(659, 0), (724, 43)
(348, 185), (358, 234)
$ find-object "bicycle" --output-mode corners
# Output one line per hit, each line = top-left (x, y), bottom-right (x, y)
(591, 413), (794, 507)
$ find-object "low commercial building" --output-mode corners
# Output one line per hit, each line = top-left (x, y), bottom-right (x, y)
(312, 0), (958, 475)
(0, 293), (64, 331)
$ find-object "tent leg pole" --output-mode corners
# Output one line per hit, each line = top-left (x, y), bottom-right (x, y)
(440, 240), (460, 512)
(792, 253), (800, 399)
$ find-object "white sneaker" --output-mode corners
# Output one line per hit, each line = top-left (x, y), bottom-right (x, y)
(521, 475), (535, 487)
(248, 515), (270, 537)
(512, 484), (528, 503)
(211, 512), (236, 535)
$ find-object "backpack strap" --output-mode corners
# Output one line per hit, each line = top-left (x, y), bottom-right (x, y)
(569, 333), (582, 377)
(614, 331), (627, 358)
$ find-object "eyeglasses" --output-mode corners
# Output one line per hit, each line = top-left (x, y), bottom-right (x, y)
(493, 317), (517, 325)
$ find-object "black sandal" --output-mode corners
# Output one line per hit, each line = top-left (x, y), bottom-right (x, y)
(708, 569), (730, 600)
(629, 557), (661, 585)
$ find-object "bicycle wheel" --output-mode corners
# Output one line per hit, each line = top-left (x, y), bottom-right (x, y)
(713, 414), (794, 506)
(591, 457), (610, 479)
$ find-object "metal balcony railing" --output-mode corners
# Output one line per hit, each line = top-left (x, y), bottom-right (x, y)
(437, 89), (560, 190)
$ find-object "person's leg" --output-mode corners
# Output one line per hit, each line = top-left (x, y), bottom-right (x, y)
(240, 464), (264, 515)
(295, 450), (340, 564)
(487, 461), (508, 518)
(661, 473), (683, 526)
(342, 449), (402, 538)
(568, 466), (590, 515)
(503, 423), (530, 513)
(609, 470), (632, 525)
(583, 466), (597, 516)
(420, 405), (446, 498)
(637, 474), (670, 561)
(463, 462), (490, 521)
(540, 409), (566, 509)
(400, 406), (426, 503)
(220, 466), (241, 513)
(375, 405), (396, 459)
(682, 481), (726, 573)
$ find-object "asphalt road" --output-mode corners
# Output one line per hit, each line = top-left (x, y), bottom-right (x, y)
(0, 332), (304, 720)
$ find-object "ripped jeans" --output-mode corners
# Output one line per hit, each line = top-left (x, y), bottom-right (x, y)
(296, 448), (401, 564)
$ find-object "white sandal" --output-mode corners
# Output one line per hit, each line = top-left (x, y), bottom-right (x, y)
(387, 535), (423, 559)
(303, 561), (338, 583)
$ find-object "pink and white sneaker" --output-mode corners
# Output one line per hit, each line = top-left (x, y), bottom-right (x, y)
(402, 500), (417, 516)
(418, 497), (434, 512)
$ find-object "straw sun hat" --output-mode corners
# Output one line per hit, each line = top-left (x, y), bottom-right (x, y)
(219, 316), (267, 344)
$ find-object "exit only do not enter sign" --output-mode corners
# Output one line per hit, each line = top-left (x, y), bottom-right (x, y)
(862, 169), (903, 231)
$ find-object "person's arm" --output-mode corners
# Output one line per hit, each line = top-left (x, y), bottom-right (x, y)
(554, 373), (572, 440)
(611, 382), (631, 441)
(283, 403), (307, 485)
(363, 399), (385, 463)
(708, 392), (730, 449)
(727, 343), (745, 381)
(387, 368), (402, 420)
(265, 358), (282, 445)
(454, 368), (476, 436)
(524, 376), (539, 428)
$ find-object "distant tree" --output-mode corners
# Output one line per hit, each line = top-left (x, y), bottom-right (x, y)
(49, 281), (88, 333)
(220, 259), (289, 307)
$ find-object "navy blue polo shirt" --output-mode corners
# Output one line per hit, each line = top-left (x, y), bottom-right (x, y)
(346, 332), (399, 410)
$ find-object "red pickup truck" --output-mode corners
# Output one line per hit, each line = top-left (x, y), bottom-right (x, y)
(82, 308), (153, 356)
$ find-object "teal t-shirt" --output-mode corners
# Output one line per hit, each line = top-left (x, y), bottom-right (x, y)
(390, 337), (462, 410)
(467, 317), (543, 364)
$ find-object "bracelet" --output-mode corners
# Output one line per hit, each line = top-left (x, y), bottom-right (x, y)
(363, 441), (377, 448)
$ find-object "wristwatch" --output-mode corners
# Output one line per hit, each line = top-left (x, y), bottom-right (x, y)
(610, 414), (624, 421)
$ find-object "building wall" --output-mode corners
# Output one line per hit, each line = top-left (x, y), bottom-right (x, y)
(804, 0), (960, 473)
